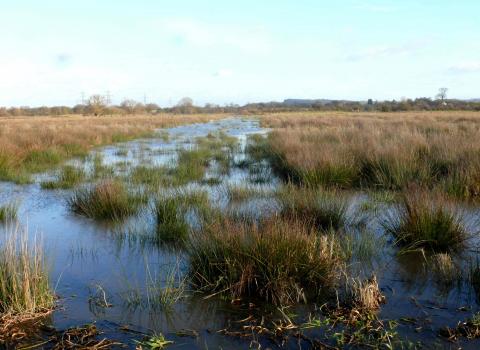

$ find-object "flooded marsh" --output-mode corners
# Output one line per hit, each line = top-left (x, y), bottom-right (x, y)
(2, 115), (480, 349)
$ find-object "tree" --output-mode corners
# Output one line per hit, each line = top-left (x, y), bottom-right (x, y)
(87, 94), (108, 116)
(176, 97), (193, 107)
(174, 97), (195, 113)
(436, 87), (448, 101)
(120, 99), (138, 114)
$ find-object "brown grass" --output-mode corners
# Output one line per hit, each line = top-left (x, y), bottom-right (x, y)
(0, 113), (226, 182)
(258, 111), (480, 198)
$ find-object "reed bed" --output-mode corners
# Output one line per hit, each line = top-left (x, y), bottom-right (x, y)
(0, 113), (226, 183)
(258, 111), (480, 198)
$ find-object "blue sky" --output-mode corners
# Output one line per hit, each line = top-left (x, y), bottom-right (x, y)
(1, 0), (479, 107)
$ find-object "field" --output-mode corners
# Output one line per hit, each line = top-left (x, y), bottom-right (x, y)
(2, 111), (480, 349)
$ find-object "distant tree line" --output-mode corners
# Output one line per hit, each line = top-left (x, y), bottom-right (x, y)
(1, 92), (480, 117)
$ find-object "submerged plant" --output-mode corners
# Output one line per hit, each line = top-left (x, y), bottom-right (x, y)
(431, 253), (456, 286)
(188, 217), (344, 305)
(68, 180), (145, 220)
(382, 191), (468, 253)
(146, 263), (186, 309)
(135, 333), (173, 349)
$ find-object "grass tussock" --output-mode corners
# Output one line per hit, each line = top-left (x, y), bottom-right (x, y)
(154, 197), (190, 243)
(257, 111), (480, 198)
(0, 226), (54, 317)
(0, 203), (18, 222)
(131, 165), (169, 187)
(278, 185), (347, 232)
(382, 191), (468, 253)
(41, 165), (85, 189)
(68, 180), (145, 220)
(343, 275), (385, 312)
(188, 217), (344, 305)
(153, 190), (210, 243)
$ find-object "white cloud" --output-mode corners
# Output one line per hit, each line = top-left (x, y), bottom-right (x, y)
(448, 61), (480, 73)
(345, 41), (427, 61)
(353, 1), (398, 13)
(213, 68), (233, 78)
(159, 18), (272, 54)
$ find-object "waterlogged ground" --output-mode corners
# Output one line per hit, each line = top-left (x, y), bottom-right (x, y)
(1, 117), (480, 349)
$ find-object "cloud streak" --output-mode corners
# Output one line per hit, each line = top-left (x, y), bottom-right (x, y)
(448, 61), (480, 74)
(159, 18), (272, 54)
(345, 41), (428, 61)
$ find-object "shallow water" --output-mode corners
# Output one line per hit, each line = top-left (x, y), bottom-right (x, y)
(1, 117), (480, 349)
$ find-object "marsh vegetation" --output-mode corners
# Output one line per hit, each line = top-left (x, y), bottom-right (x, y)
(2, 113), (480, 348)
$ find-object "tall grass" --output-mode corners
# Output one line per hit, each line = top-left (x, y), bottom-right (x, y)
(382, 191), (468, 253)
(258, 111), (480, 197)
(131, 165), (169, 187)
(0, 226), (54, 315)
(41, 165), (85, 189)
(68, 180), (145, 220)
(188, 217), (344, 305)
(153, 190), (211, 243)
(278, 185), (347, 232)
(154, 197), (189, 243)
(0, 203), (18, 222)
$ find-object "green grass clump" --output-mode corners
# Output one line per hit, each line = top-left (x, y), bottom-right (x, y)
(278, 185), (347, 232)
(153, 190), (210, 242)
(0, 203), (18, 222)
(41, 165), (85, 189)
(171, 148), (211, 184)
(223, 184), (272, 202)
(154, 197), (189, 243)
(23, 149), (63, 173)
(131, 166), (169, 187)
(188, 217), (343, 305)
(0, 153), (31, 184)
(382, 192), (468, 253)
(68, 180), (145, 220)
(0, 226), (54, 315)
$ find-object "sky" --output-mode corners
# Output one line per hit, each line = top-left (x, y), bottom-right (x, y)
(1, 0), (479, 107)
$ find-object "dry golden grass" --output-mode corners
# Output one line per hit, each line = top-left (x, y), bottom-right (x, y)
(0, 113), (227, 182)
(257, 111), (480, 198)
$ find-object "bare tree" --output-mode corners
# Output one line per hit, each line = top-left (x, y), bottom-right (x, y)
(120, 99), (138, 114)
(436, 87), (448, 101)
(176, 97), (193, 107)
(87, 94), (108, 116)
